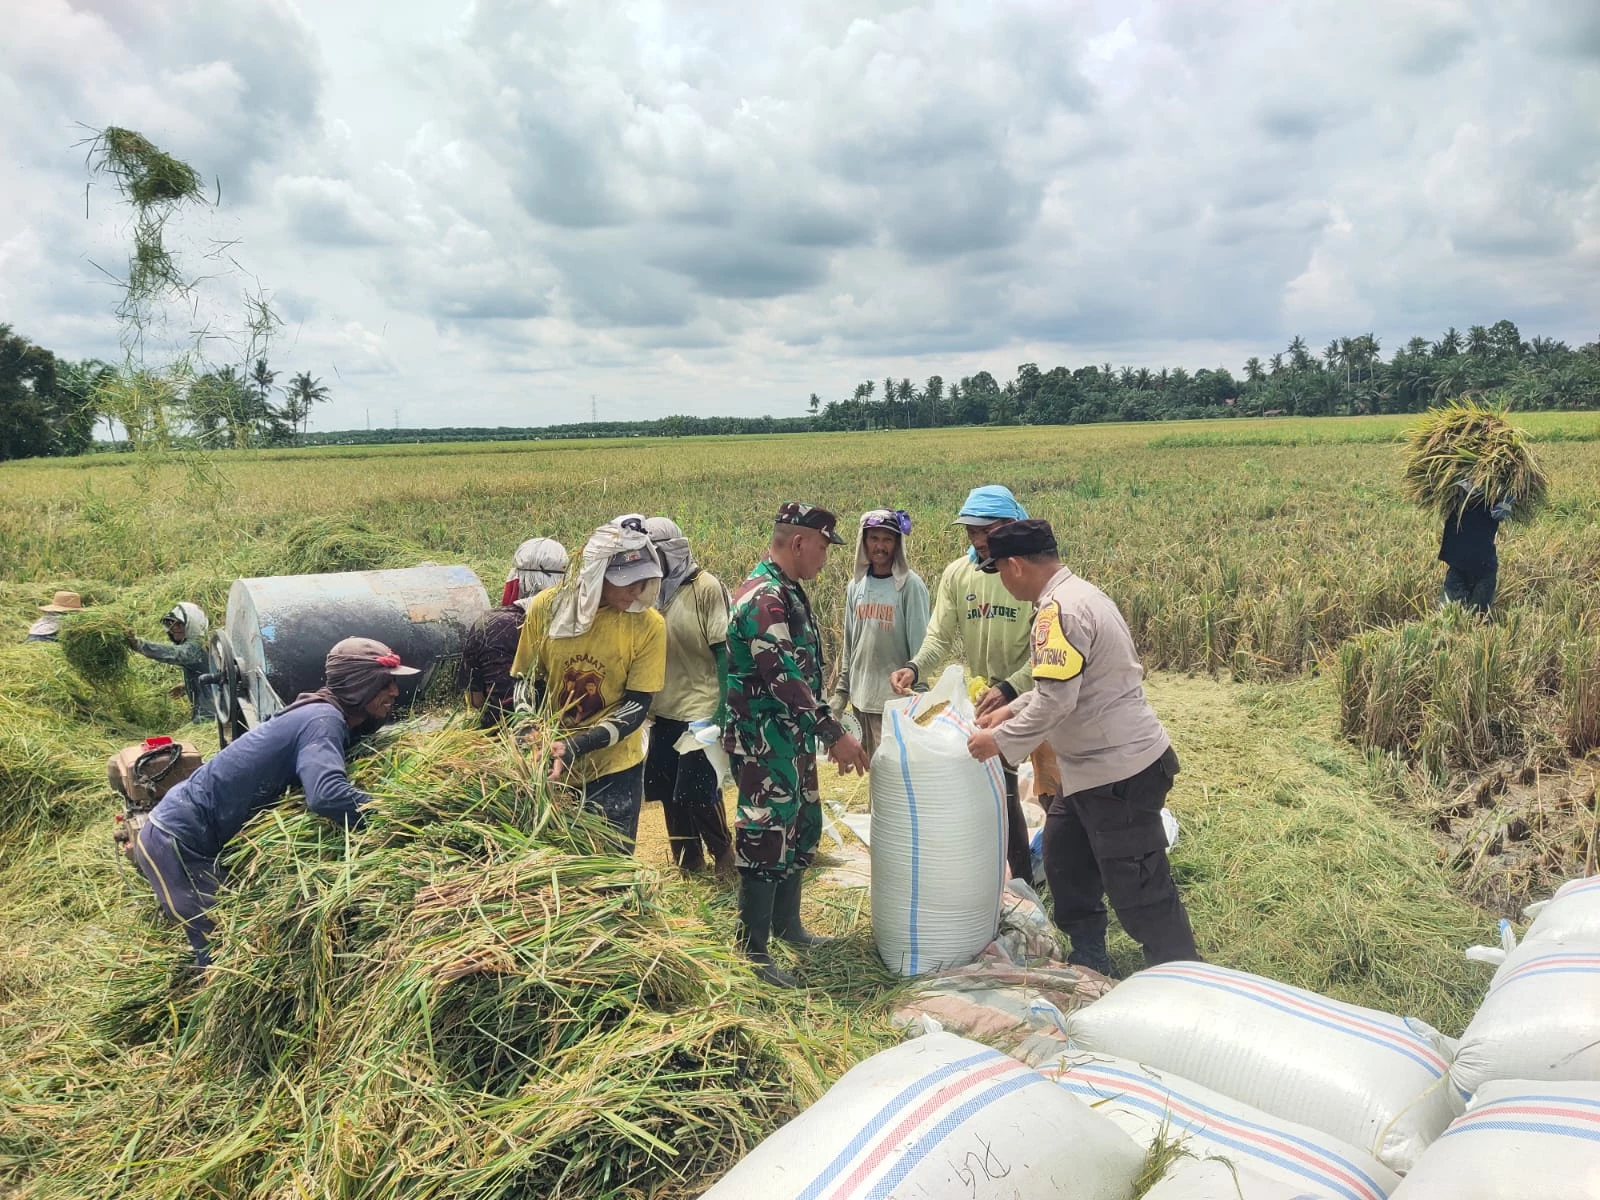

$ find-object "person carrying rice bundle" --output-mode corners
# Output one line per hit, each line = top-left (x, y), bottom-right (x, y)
(131, 637), (417, 967)
(459, 536), (567, 727)
(127, 602), (215, 723)
(27, 590), (82, 643)
(511, 520), (666, 849)
(1401, 399), (1547, 615)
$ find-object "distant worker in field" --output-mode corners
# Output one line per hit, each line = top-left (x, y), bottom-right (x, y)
(512, 522), (665, 849)
(966, 520), (1198, 976)
(832, 508), (931, 759)
(27, 590), (82, 642)
(126, 602), (216, 723)
(1439, 481), (1513, 614)
(459, 537), (568, 727)
(889, 484), (1043, 883)
(641, 516), (737, 879)
(724, 502), (871, 987)
(131, 638), (418, 967)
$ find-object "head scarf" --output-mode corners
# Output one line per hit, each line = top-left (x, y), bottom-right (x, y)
(645, 516), (697, 609)
(502, 537), (568, 608)
(280, 637), (417, 724)
(854, 509), (913, 588)
(547, 522), (660, 639)
(956, 485), (1028, 562)
(163, 602), (209, 641)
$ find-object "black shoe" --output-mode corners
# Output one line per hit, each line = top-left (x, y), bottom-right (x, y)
(772, 870), (831, 948)
(738, 873), (800, 988)
(1067, 940), (1118, 979)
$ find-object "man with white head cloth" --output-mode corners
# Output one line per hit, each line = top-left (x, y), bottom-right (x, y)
(640, 516), (737, 878)
(127, 602), (216, 723)
(512, 522), (666, 849)
(459, 537), (567, 727)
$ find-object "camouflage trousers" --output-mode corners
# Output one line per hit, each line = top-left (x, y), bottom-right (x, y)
(731, 751), (821, 879)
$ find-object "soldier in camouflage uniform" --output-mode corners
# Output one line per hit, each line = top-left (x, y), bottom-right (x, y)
(723, 502), (871, 986)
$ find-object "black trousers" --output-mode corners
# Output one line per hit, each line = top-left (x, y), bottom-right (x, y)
(643, 718), (732, 871)
(1041, 746), (1198, 966)
(1442, 564), (1497, 613)
(1002, 765), (1032, 885)
(583, 762), (645, 852)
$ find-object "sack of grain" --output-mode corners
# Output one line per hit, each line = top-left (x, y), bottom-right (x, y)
(1142, 1158), (1355, 1200)
(1518, 874), (1600, 949)
(871, 666), (1008, 976)
(1390, 1080), (1600, 1199)
(1042, 1050), (1399, 1200)
(1452, 938), (1600, 1097)
(1064, 962), (1459, 1173)
(700, 1032), (1145, 1200)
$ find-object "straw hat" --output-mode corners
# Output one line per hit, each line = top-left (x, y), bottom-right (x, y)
(38, 591), (84, 613)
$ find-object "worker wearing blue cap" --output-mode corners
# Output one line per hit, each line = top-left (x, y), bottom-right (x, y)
(890, 483), (1039, 883)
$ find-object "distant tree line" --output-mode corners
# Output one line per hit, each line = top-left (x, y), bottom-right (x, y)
(0, 322), (331, 461)
(4, 318), (1597, 460)
(811, 320), (1600, 431)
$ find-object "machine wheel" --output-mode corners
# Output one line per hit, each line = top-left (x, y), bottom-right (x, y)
(207, 630), (246, 746)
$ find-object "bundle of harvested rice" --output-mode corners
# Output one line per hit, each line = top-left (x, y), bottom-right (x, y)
(1400, 397), (1548, 520)
(59, 609), (133, 685)
(29, 727), (890, 1200)
(276, 517), (424, 575)
(0, 698), (109, 836)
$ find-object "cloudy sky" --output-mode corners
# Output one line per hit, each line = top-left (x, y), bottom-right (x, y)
(2, 1), (1598, 429)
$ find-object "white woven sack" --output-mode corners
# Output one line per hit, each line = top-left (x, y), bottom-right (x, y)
(1042, 1050), (1399, 1200)
(1390, 1080), (1600, 1199)
(871, 666), (1007, 976)
(1141, 1158), (1338, 1200)
(1453, 937), (1600, 1097)
(699, 1032), (1144, 1200)
(1064, 962), (1460, 1174)
(1517, 874), (1600, 950)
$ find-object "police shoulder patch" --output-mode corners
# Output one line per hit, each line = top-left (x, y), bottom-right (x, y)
(1032, 601), (1084, 681)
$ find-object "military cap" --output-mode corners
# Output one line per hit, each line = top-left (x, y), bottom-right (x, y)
(775, 501), (845, 545)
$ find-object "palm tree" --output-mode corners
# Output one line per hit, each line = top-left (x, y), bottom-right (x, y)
(1287, 335), (1311, 373)
(1243, 356), (1264, 384)
(284, 371), (330, 434)
(1323, 339), (1340, 373)
(1466, 325), (1490, 357)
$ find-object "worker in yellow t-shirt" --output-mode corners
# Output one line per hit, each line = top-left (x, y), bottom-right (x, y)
(511, 520), (667, 850)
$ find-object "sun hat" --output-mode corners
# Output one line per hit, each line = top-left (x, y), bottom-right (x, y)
(39, 591), (83, 613)
(952, 485), (1028, 526)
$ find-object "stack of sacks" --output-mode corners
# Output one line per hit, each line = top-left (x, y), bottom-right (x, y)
(700, 1032), (1145, 1199)
(1064, 962), (1460, 1174)
(1390, 1080), (1600, 1198)
(1044, 1051), (1400, 1200)
(1453, 873), (1600, 1097)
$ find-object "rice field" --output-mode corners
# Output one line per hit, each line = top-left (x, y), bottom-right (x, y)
(3, 413), (1600, 1197)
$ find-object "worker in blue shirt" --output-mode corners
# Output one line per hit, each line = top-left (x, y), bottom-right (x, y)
(130, 637), (418, 966)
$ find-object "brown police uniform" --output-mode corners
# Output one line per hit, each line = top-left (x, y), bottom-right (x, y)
(990, 551), (1198, 968)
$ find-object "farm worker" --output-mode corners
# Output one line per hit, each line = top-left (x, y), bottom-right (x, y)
(131, 637), (417, 967)
(459, 537), (567, 727)
(724, 502), (871, 987)
(966, 519), (1198, 976)
(640, 516), (738, 879)
(27, 590), (82, 642)
(889, 484), (1047, 884)
(511, 521), (666, 850)
(1439, 481), (1513, 614)
(830, 509), (931, 759)
(126, 602), (216, 723)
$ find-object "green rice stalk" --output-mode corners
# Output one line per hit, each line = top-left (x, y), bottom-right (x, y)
(276, 518), (425, 575)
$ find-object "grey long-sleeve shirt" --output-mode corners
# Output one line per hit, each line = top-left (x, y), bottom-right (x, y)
(991, 566), (1169, 795)
(148, 701), (370, 860)
(132, 637), (217, 722)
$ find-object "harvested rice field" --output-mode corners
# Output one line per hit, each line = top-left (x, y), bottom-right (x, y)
(3, 413), (1600, 1197)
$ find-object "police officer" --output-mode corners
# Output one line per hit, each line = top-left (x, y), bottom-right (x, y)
(964, 519), (1198, 975)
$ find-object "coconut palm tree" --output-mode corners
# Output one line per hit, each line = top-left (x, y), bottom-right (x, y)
(284, 371), (330, 434)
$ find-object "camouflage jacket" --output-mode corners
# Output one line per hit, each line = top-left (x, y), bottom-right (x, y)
(722, 557), (845, 759)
